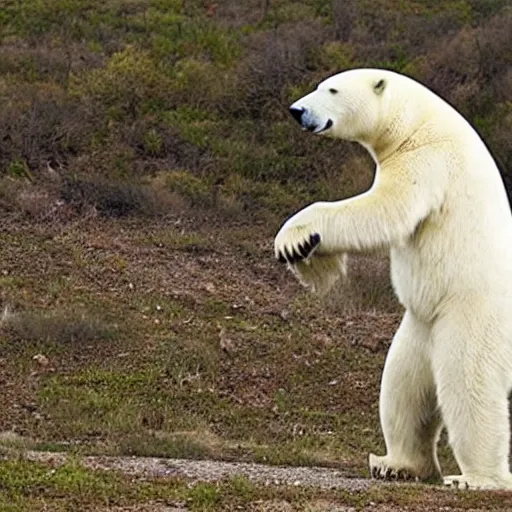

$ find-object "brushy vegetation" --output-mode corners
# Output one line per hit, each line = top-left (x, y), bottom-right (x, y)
(0, 0), (510, 221)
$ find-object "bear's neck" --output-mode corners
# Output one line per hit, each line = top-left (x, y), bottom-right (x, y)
(362, 112), (431, 164)
(362, 92), (436, 163)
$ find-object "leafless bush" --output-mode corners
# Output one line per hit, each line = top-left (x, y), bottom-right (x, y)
(212, 0), (267, 27)
(473, 9), (512, 102)
(0, 85), (93, 174)
(59, 176), (160, 218)
(417, 27), (481, 109)
(418, 9), (512, 111)
(413, 8), (512, 192)
(331, 0), (356, 42)
(352, 3), (465, 67)
(0, 41), (104, 85)
(233, 21), (333, 118)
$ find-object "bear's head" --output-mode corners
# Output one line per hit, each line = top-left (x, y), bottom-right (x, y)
(289, 68), (425, 151)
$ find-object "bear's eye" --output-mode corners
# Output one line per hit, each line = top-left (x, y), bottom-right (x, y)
(374, 79), (386, 93)
(328, 88), (338, 94)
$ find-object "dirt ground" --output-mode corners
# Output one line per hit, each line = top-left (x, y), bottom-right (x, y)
(1, 212), (512, 510)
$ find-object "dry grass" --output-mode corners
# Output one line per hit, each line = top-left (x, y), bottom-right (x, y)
(1, 308), (115, 346)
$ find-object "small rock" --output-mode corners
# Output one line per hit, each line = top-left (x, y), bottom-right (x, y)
(33, 354), (49, 367)
(280, 309), (290, 321)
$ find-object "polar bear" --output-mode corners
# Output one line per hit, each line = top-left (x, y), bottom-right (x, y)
(274, 68), (512, 490)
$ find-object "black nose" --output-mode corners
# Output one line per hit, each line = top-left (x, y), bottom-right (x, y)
(289, 106), (304, 124)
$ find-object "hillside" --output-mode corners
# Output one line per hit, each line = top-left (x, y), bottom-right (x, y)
(0, 0), (511, 219)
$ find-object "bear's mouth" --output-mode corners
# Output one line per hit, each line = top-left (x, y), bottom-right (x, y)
(312, 118), (333, 134)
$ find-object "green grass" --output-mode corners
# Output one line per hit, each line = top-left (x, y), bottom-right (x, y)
(0, 457), (184, 511)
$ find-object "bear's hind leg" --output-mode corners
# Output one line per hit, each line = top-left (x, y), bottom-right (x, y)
(432, 307), (512, 490)
(370, 311), (442, 483)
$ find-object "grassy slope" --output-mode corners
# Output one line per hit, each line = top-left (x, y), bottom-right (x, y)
(1, 215), (395, 467)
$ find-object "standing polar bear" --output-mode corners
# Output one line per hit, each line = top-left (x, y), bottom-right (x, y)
(274, 68), (512, 490)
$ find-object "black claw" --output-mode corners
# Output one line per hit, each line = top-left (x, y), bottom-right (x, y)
(298, 243), (309, 258)
(309, 233), (321, 247)
(385, 468), (392, 480)
(277, 233), (320, 265)
(371, 466), (377, 479)
(285, 247), (296, 264)
(292, 251), (304, 262)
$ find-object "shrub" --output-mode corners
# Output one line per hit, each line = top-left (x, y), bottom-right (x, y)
(160, 169), (212, 206)
(70, 46), (174, 119)
(118, 116), (205, 167)
(233, 21), (333, 118)
(172, 58), (236, 110)
(59, 175), (158, 218)
(0, 82), (92, 175)
(149, 16), (242, 67)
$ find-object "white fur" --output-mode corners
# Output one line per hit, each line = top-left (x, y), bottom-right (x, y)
(275, 68), (512, 489)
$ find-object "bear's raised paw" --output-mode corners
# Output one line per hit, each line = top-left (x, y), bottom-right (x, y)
(276, 232), (321, 264)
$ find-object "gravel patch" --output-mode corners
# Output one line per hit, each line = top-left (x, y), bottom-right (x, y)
(24, 451), (371, 491)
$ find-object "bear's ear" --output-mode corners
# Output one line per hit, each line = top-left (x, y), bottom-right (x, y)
(373, 79), (386, 95)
